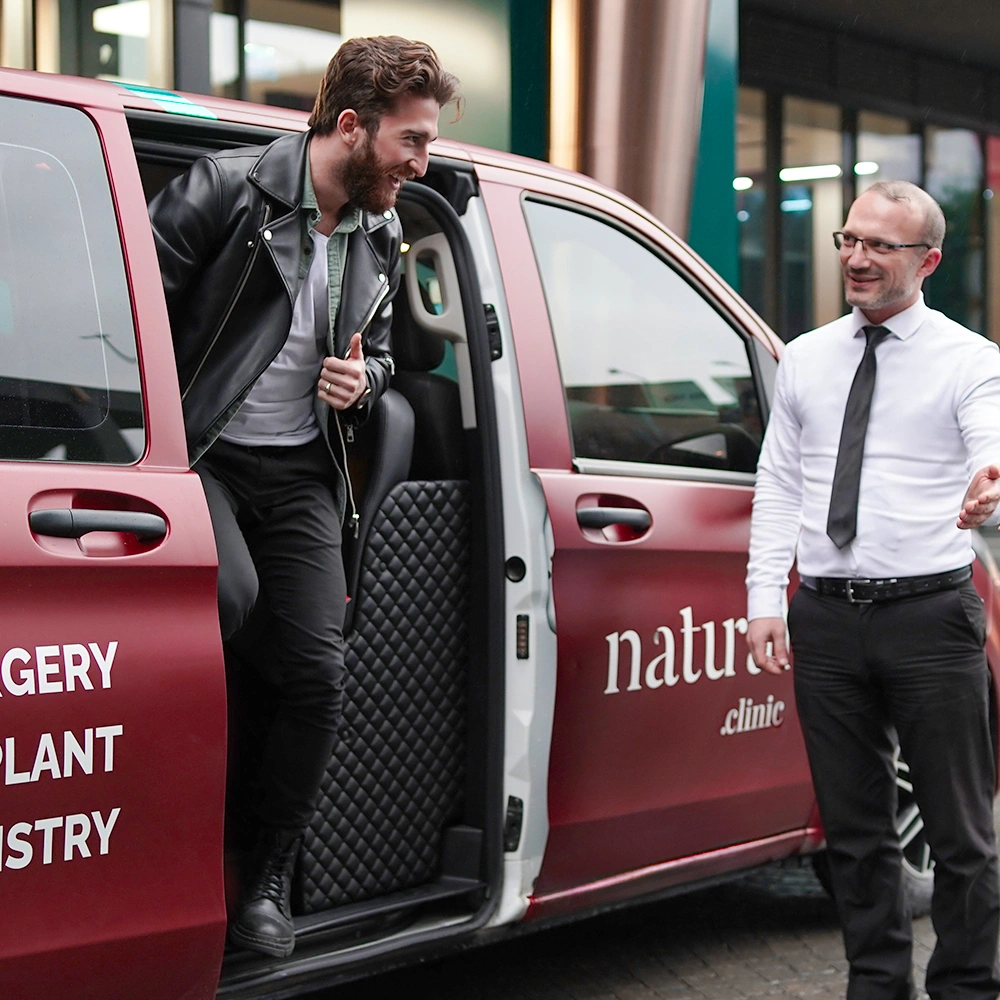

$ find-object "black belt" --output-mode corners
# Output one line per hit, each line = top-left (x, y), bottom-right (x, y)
(799, 566), (973, 604)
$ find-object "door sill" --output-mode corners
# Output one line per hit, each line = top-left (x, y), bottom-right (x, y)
(218, 876), (484, 993)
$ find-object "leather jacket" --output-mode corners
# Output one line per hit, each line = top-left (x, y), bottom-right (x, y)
(149, 129), (400, 471)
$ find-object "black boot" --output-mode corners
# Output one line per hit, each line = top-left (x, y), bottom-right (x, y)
(229, 827), (302, 957)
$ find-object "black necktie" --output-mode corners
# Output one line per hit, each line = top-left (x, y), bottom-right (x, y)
(826, 325), (891, 549)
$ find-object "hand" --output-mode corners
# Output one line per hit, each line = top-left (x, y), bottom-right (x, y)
(318, 333), (367, 410)
(747, 617), (790, 676)
(957, 464), (1000, 529)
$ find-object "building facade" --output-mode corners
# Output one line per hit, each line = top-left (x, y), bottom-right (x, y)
(2, 0), (998, 342)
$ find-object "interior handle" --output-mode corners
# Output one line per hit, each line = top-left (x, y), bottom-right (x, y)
(30, 508), (167, 542)
(576, 507), (651, 531)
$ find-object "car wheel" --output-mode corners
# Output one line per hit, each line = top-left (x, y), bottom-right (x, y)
(893, 746), (934, 917)
(810, 747), (934, 918)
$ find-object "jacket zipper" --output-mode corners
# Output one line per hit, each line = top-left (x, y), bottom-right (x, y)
(354, 280), (392, 343)
(182, 204), (273, 401)
(334, 409), (360, 537)
(331, 282), (390, 534)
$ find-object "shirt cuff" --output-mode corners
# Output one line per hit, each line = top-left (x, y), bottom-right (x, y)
(747, 585), (787, 622)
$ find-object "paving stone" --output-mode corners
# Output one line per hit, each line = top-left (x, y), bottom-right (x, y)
(312, 827), (1000, 1000)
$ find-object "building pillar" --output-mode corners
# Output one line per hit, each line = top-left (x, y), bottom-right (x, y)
(575, 0), (709, 237)
(1, 0), (35, 69)
(148, 0), (174, 88)
(687, 0), (738, 286)
(174, 0), (211, 94)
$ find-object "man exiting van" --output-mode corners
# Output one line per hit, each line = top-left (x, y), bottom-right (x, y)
(150, 36), (459, 957)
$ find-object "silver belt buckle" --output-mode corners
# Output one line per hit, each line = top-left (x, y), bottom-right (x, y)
(845, 579), (873, 604)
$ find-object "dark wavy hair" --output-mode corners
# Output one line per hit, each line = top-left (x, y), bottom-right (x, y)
(309, 36), (461, 136)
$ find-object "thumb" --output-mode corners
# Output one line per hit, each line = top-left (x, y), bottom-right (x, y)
(987, 464), (1000, 481)
(348, 332), (364, 360)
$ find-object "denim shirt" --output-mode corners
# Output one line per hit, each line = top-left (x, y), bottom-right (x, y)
(300, 150), (362, 358)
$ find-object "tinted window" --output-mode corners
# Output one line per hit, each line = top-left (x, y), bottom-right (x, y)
(0, 95), (144, 462)
(523, 200), (762, 473)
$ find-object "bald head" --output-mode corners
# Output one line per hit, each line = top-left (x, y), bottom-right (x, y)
(863, 180), (946, 249)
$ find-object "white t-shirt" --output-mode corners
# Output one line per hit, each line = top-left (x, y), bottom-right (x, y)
(220, 229), (330, 446)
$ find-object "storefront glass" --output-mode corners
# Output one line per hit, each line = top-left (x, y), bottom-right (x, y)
(781, 96), (843, 338)
(856, 110), (920, 194)
(925, 126), (985, 331)
(208, 0), (508, 148)
(211, 0), (341, 109)
(65, 0), (152, 84)
(735, 86), (765, 316)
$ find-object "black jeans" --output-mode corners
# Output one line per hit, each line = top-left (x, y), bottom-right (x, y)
(789, 582), (1000, 1000)
(195, 435), (346, 831)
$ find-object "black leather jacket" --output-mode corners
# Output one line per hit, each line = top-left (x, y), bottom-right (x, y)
(149, 129), (400, 468)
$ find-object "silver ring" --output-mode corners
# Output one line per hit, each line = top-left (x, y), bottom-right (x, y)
(324, 380), (332, 393)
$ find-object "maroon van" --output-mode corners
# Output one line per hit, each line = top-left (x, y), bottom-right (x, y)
(0, 70), (995, 999)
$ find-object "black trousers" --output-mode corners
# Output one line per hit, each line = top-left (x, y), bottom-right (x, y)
(195, 435), (346, 831)
(789, 581), (1000, 1000)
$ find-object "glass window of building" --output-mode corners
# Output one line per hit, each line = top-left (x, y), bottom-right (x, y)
(49, 0), (156, 84)
(209, 0), (509, 149)
(212, 0), (341, 109)
(736, 87), (766, 318)
(856, 111), (920, 194)
(781, 97), (844, 339)
(926, 126), (985, 332)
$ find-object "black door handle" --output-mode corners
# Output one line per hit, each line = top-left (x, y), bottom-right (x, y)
(30, 508), (167, 542)
(576, 507), (651, 531)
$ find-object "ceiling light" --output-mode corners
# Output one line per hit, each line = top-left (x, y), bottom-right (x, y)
(781, 198), (813, 213)
(733, 176), (754, 191)
(854, 161), (879, 176)
(779, 164), (842, 182)
(93, 0), (149, 39)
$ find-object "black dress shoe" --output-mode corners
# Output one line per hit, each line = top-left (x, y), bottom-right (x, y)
(229, 827), (302, 958)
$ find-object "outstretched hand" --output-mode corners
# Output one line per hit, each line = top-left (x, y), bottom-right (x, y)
(318, 333), (367, 410)
(958, 464), (1000, 529)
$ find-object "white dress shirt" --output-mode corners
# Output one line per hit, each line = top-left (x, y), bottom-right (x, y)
(746, 294), (1000, 621)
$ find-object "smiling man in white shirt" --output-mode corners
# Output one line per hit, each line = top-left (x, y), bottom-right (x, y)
(747, 181), (1000, 1000)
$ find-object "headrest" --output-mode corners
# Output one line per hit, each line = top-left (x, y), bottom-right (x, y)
(391, 279), (445, 373)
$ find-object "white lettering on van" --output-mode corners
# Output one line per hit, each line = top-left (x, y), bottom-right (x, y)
(0, 809), (122, 873)
(0, 726), (122, 785)
(719, 695), (785, 736)
(604, 608), (752, 695)
(0, 642), (118, 697)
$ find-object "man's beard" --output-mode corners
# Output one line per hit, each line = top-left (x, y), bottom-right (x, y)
(339, 135), (398, 214)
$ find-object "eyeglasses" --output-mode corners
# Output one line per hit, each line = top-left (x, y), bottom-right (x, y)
(833, 232), (931, 255)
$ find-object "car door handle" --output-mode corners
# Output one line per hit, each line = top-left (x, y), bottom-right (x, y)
(576, 507), (651, 531)
(29, 508), (167, 542)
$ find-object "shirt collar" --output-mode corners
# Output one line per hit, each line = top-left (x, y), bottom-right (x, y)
(301, 140), (362, 235)
(850, 293), (928, 342)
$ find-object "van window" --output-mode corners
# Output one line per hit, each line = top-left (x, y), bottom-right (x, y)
(523, 200), (762, 474)
(0, 95), (144, 463)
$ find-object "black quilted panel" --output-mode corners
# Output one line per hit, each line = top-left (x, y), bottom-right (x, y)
(299, 481), (470, 911)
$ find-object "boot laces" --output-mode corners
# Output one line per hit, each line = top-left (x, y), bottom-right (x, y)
(254, 838), (298, 905)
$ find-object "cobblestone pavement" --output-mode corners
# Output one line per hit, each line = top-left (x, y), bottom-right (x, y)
(312, 859), (937, 1000)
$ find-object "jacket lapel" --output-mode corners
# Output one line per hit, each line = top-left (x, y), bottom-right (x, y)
(334, 223), (389, 356)
(248, 131), (309, 306)
(261, 208), (300, 306)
